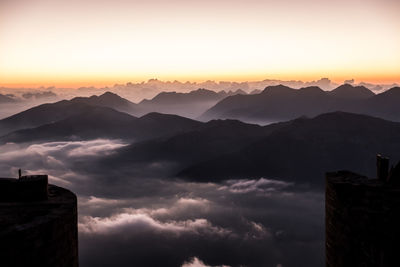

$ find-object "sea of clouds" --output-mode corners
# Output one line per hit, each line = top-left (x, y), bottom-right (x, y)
(0, 139), (324, 267)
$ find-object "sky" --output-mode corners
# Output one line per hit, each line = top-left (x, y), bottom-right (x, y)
(1, 0), (399, 87)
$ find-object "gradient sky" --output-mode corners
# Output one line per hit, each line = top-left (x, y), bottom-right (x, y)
(1, 0), (399, 87)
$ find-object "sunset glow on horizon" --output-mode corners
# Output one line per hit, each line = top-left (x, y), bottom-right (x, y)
(1, 0), (399, 88)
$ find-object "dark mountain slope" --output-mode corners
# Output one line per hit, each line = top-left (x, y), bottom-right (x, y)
(0, 111), (201, 143)
(329, 84), (375, 99)
(200, 85), (335, 122)
(0, 101), (96, 136)
(364, 87), (400, 121)
(0, 106), (137, 143)
(102, 119), (278, 176)
(178, 112), (400, 186)
(0, 92), (139, 136)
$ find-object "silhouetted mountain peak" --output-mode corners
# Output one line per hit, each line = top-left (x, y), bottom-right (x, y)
(153, 91), (178, 98)
(231, 89), (247, 95)
(189, 88), (217, 95)
(298, 86), (325, 95)
(99, 91), (122, 99)
(71, 91), (134, 105)
(261, 85), (295, 95)
(91, 91), (133, 104)
(377, 87), (400, 98)
(140, 89), (220, 105)
(330, 84), (374, 99)
(69, 92), (137, 115)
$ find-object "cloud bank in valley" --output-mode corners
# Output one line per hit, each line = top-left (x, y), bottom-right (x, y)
(78, 181), (324, 267)
(0, 139), (324, 267)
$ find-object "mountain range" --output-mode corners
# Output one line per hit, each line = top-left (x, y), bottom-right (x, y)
(2, 87), (400, 187)
(0, 92), (143, 136)
(179, 112), (400, 185)
(200, 84), (400, 123)
(0, 89), (249, 137)
(0, 106), (200, 144)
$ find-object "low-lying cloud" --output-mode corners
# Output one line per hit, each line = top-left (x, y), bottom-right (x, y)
(0, 139), (324, 267)
(219, 178), (293, 195)
(80, 213), (231, 237)
(0, 139), (127, 183)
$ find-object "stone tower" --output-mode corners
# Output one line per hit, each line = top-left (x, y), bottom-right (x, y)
(326, 155), (400, 267)
(0, 174), (78, 267)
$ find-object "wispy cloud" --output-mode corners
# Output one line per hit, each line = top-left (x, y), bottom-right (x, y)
(219, 178), (293, 195)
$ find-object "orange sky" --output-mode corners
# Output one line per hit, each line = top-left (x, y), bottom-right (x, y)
(1, 0), (399, 88)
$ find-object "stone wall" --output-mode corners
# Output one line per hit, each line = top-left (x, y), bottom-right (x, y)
(326, 171), (400, 267)
(0, 184), (78, 267)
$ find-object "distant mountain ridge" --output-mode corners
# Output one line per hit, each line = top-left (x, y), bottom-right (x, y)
(328, 84), (375, 99)
(70, 91), (138, 114)
(135, 88), (246, 118)
(139, 89), (221, 105)
(200, 84), (400, 123)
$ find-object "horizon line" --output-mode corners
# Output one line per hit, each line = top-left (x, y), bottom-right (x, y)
(1, 77), (399, 89)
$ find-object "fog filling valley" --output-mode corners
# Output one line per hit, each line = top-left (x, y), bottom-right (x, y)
(0, 139), (324, 267)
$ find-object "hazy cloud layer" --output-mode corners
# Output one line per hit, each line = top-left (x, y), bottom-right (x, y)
(0, 139), (324, 267)
(0, 139), (128, 187)
(78, 180), (324, 267)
